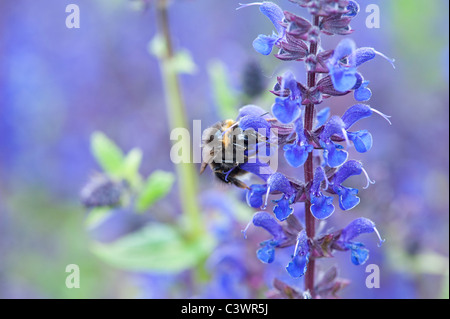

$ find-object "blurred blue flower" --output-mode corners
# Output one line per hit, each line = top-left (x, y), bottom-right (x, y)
(203, 243), (250, 298)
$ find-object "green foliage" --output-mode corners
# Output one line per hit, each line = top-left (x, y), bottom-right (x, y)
(90, 132), (175, 213)
(121, 148), (143, 188)
(149, 35), (197, 74)
(169, 50), (198, 74)
(91, 131), (125, 177)
(86, 132), (208, 274)
(391, 0), (445, 87)
(84, 207), (113, 230)
(208, 60), (239, 119)
(136, 170), (175, 213)
(5, 190), (119, 298)
(91, 223), (215, 273)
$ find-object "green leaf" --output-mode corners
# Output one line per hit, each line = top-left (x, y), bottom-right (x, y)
(207, 60), (238, 119)
(121, 148), (143, 188)
(91, 132), (124, 176)
(84, 207), (113, 230)
(169, 50), (197, 74)
(136, 170), (175, 212)
(148, 34), (167, 58)
(91, 223), (215, 273)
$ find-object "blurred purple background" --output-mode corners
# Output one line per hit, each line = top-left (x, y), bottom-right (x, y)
(0, 0), (448, 298)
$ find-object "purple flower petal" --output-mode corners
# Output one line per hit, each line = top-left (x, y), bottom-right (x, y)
(323, 142), (348, 168)
(237, 104), (270, 119)
(310, 194), (335, 220)
(253, 34), (278, 55)
(347, 242), (369, 265)
(272, 97), (301, 124)
(273, 196), (294, 221)
(335, 186), (360, 211)
(259, 1), (286, 36)
(252, 211), (285, 241)
(341, 104), (373, 130)
(354, 80), (372, 101)
(341, 217), (376, 242)
(283, 143), (311, 167)
(333, 160), (363, 186)
(257, 239), (278, 263)
(267, 172), (294, 195)
(348, 130), (373, 153)
(246, 184), (268, 208)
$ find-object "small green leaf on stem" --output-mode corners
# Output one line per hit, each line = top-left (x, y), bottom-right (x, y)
(121, 148), (143, 188)
(91, 131), (124, 177)
(207, 60), (238, 119)
(136, 170), (175, 212)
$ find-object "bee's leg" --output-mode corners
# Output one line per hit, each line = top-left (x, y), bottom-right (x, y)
(212, 166), (224, 173)
(228, 177), (250, 189)
(199, 162), (208, 174)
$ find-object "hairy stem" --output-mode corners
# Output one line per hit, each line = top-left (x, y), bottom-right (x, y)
(155, 0), (204, 238)
(304, 14), (321, 298)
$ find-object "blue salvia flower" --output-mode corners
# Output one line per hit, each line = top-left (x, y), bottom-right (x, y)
(327, 38), (358, 92)
(309, 160), (375, 216)
(243, 212), (310, 278)
(342, 103), (392, 152)
(246, 172), (296, 221)
(319, 103), (392, 166)
(327, 38), (395, 94)
(353, 73), (372, 101)
(237, 2), (286, 55)
(337, 217), (385, 265)
(310, 166), (334, 220)
(272, 71), (302, 124)
(242, 211), (287, 263)
(283, 116), (313, 167)
(286, 229), (310, 278)
(203, 244), (250, 298)
(331, 160), (374, 211)
(319, 115), (350, 167)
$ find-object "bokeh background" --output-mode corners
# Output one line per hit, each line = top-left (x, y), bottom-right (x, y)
(0, 0), (448, 299)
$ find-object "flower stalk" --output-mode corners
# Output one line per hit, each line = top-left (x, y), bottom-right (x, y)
(155, 0), (204, 239)
(238, 0), (393, 299)
(304, 13), (321, 298)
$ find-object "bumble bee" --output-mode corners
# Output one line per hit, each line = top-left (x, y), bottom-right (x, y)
(200, 118), (269, 189)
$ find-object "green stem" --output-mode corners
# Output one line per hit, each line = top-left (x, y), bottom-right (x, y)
(155, 0), (204, 238)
